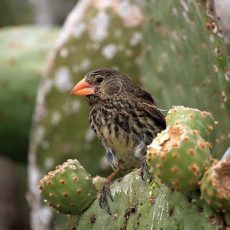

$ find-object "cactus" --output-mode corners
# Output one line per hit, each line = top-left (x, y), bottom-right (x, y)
(93, 175), (106, 192)
(166, 106), (216, 142)
(147, 124), (211, 192)
(30, 0), (230, 228)
(141, 0), (230, 158)
(29, 1), (145, 228)
(200, 157), (230, 212)
(77, 170), (222, 229)
(224, 211), (230, 227)
(39, 159), (97, 215)
(0, 26), (59, 162)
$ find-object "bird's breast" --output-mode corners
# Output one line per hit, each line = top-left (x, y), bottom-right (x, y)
(89, 105), (141, 168)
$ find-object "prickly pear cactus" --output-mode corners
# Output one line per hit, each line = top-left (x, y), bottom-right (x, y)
(166, 106), (216, 142)
(38, 107), (228, 229)
(0, 26), (58, 162)
(39, 159), (97, 215)
(142, 0), (230, 157)
(92, 175), (105, 192)
(200, 157), (230, 212)
(77, 170), (222, 230)
(147, 124), (211, 192)
(31, 0), (230, 229)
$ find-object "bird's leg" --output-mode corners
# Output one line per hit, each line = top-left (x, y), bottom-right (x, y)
(140, 156), (152, 182)
(99, 166), (121, 215)
(134, 134), (152, 182)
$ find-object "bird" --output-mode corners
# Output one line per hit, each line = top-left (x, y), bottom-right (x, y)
(71, 68), (166, 214)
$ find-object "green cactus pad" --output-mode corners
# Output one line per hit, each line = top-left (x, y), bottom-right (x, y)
(200, 158), (230, 212)
(39, 159), (97, 215)
(142, 0), (230, 158)
(77, 170), (221, 229)
(147, 124), (211, 192)
(166, 106), (216, 142)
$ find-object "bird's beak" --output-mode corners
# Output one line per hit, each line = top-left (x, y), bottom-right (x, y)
(71, 78), (95, 96)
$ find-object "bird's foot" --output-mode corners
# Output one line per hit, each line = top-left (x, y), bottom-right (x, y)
(98, 182), (113, 215)
(98, 166), (121, 215)
(139, 157), (152, 182)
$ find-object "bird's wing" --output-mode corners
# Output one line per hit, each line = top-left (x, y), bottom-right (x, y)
(125, 83), (156, 104)
(139, 101), (166, 130)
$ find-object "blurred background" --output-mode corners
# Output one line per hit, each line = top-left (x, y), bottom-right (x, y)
(0, 0), (229, 229)
(0, 1), (76, 229)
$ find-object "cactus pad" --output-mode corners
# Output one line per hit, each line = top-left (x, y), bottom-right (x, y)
(39, 159), (97, 215)
(147, 124), (211, 192)
(166, 106), (216, 142)
(200, 158), (230, 211)
(77, 170), (221, 229)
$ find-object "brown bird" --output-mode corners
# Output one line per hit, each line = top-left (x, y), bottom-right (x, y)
(71, 68), (166, 214)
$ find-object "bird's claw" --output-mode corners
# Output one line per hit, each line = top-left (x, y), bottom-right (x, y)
(139, 159), (153, 183)
(99, 183), (113, 215)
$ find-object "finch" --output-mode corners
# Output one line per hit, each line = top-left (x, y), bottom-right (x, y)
(71, 68), (166, 214)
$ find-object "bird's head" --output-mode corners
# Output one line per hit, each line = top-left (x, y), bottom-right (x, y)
(71, 68), (128, 105)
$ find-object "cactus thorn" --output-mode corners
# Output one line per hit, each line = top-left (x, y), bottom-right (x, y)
(62, 192), (68, 197)
(207, 125), (213, 132)
(188, 149), (196, 156)
(189, 164), (200, 176)
(198, 141), (206, 149)
(49, 192), (54, 198)
(172, 152), (179, 159)
(171, 179), (179, 186)
(156, 163), (162, 169)
(73, 176), (79, 182)
(171, 167), (179, 174)
(77, 189), (82, 194)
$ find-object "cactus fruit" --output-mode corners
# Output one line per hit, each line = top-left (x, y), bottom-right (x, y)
(147, 124), (211, 192)
(200, 157), (230, 212)
(166, 106), (216, 142)
(39, 159), (97, 215)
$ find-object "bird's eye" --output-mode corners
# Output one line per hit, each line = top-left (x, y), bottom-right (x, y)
(96, 77), (103, 84)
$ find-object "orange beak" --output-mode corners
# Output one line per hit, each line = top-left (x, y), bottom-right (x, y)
(71, 78), (95, 96)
